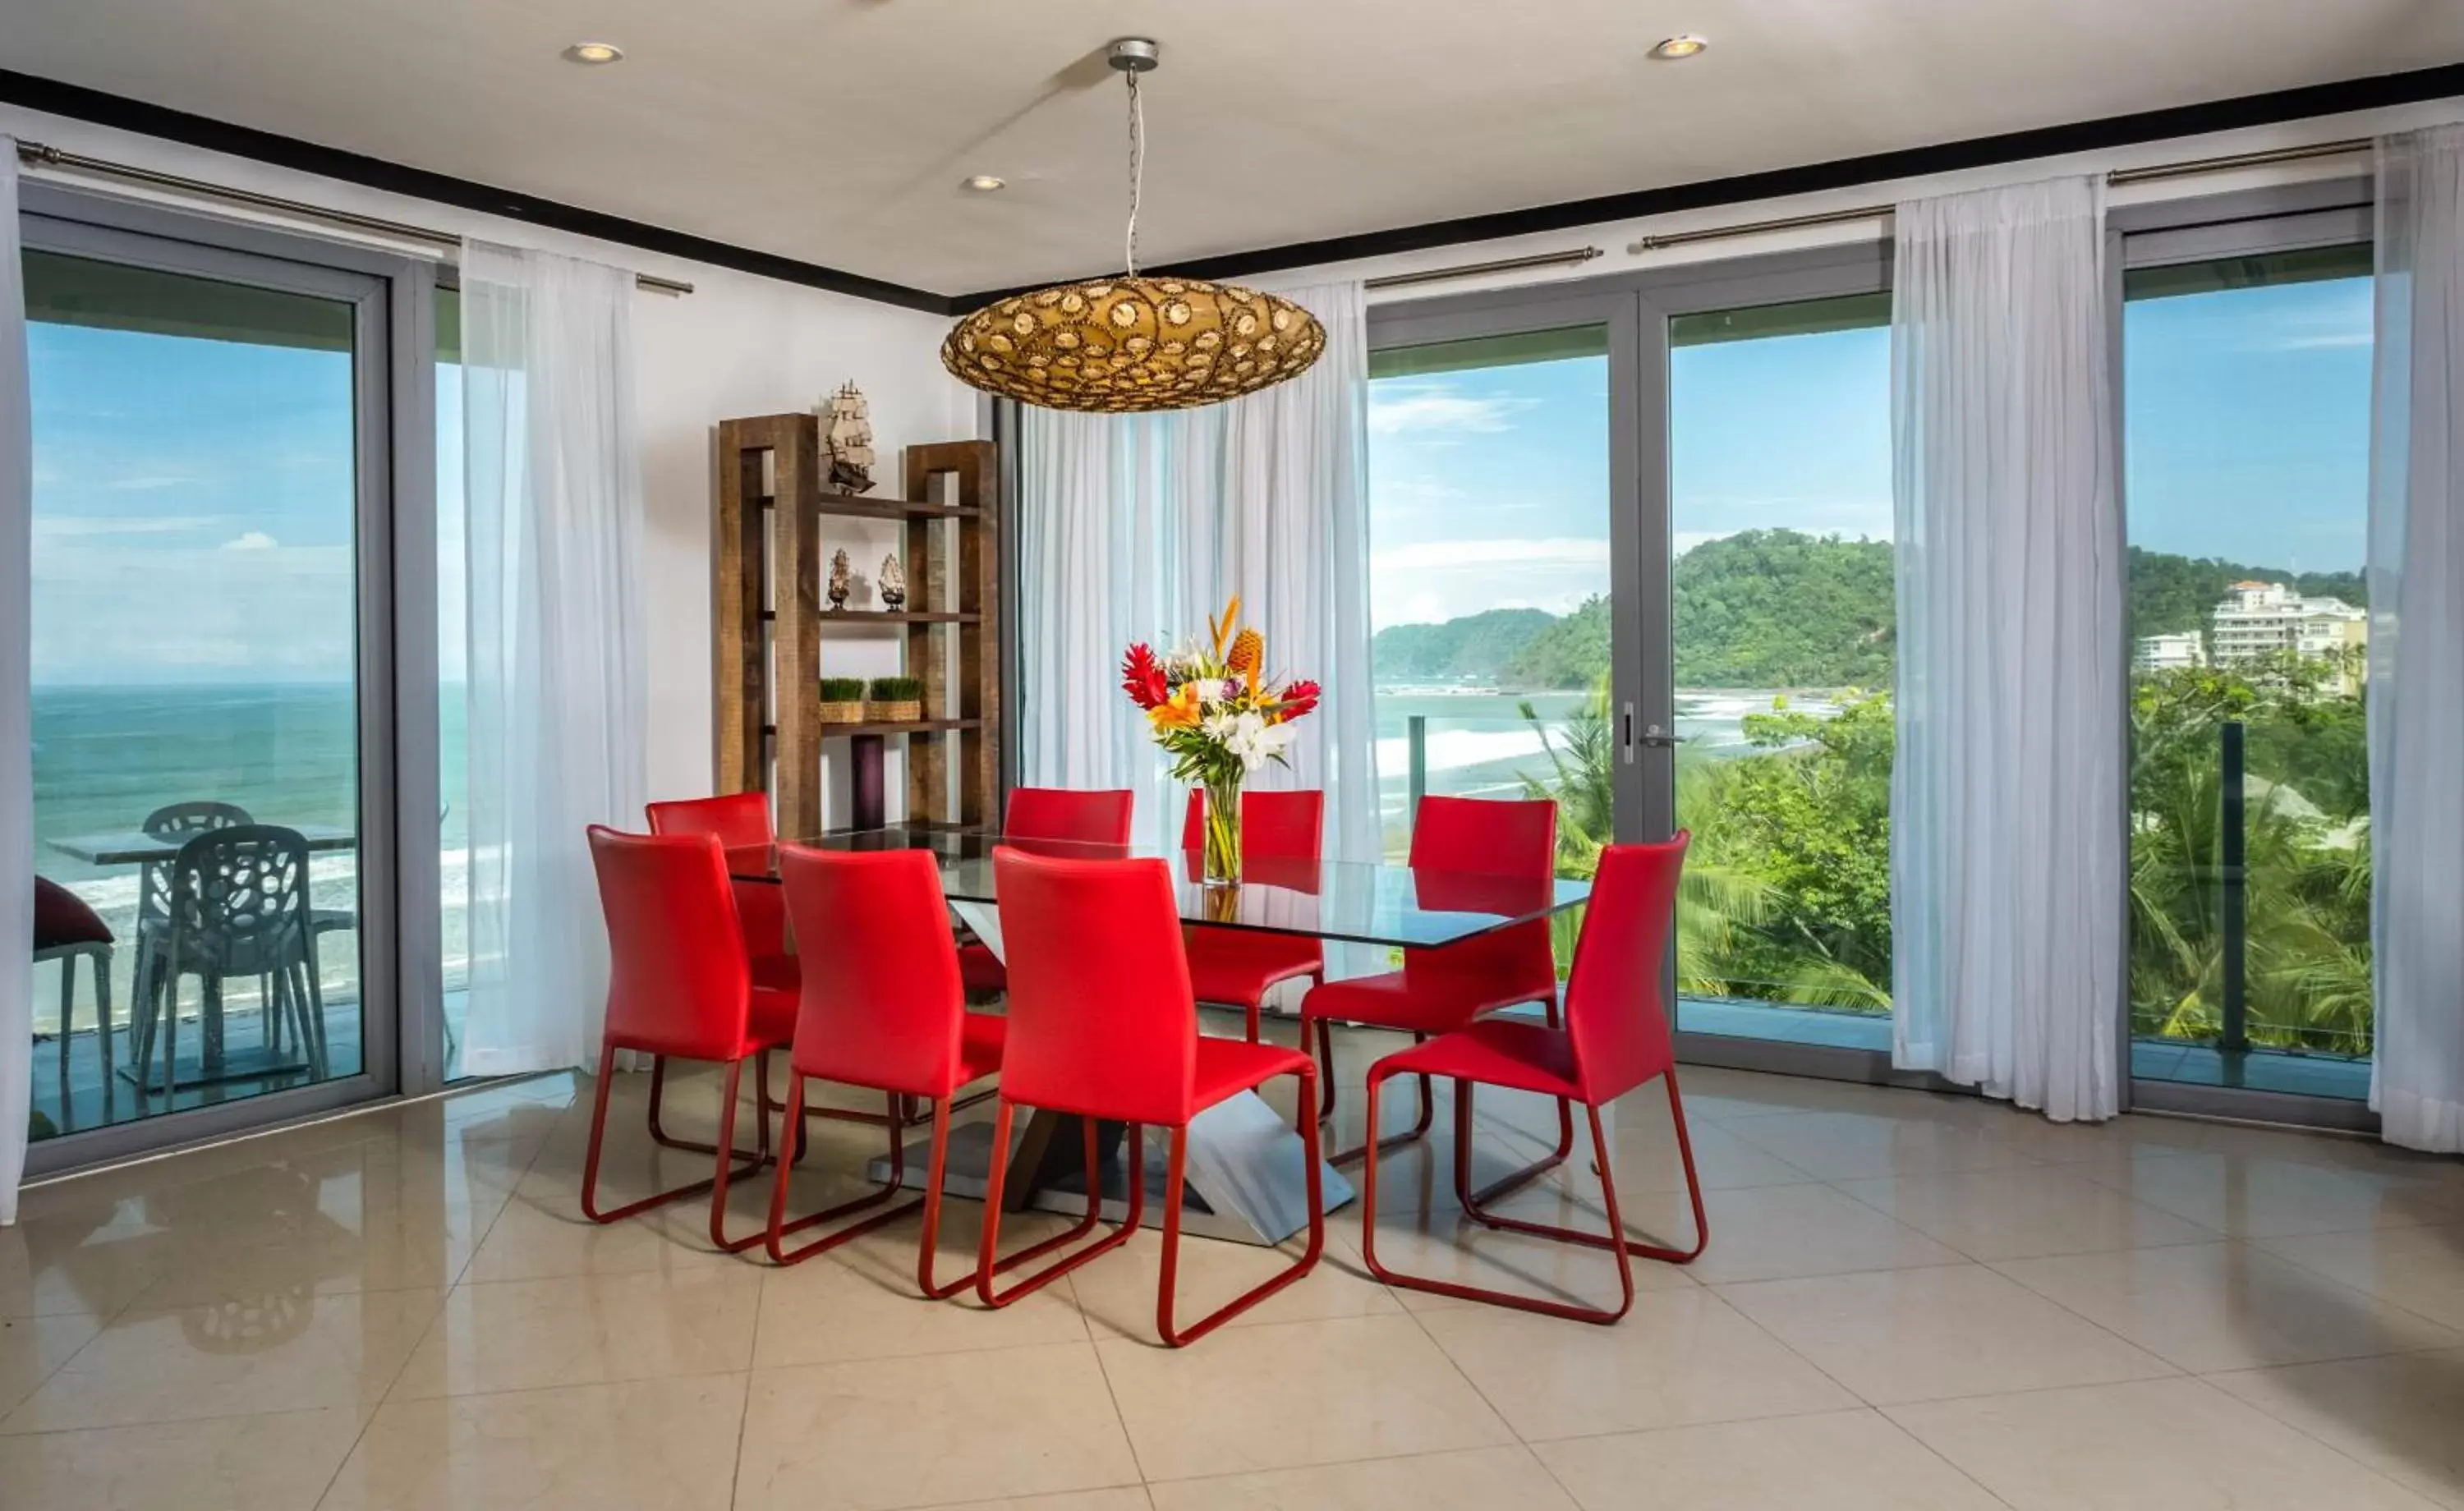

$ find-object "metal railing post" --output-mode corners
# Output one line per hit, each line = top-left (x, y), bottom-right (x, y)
(2219, 719), (2248, 1061)
(1406, 714), (1428, 824)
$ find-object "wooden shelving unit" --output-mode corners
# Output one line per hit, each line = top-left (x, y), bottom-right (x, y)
(714, 416), (999, 838)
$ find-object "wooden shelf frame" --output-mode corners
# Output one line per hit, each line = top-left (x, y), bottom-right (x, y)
(715, 415), (1000, 836)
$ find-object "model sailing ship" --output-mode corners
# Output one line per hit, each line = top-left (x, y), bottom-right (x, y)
(823, 382), (876, 494)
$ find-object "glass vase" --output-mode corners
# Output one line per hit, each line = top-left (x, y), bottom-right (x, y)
(1201, 776), (1243, 887)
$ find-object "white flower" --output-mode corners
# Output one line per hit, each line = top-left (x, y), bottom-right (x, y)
(1216, 710), (1294, 772)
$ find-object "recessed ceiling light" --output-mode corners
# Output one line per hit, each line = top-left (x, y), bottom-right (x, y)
(562, 41), (624, 65)
(1650, 34), (1709, 60)
(962, 174), (1007, 193)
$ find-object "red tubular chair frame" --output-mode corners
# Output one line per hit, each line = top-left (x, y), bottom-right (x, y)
(759, 843), (1043, 1290)
(1179, 788), (1326, 1043)
(1304, 796), (1571, 1171)
(579, 825), (788, 1255)
(972, 846), (1326, 1347)
(1355, 836), (1705, 1324)
(976, 1081), (1326, 1347)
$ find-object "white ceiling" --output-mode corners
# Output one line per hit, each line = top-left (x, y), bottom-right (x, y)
(8, 0), (2462, 296)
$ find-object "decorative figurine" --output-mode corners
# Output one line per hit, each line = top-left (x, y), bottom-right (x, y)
(879, 550), (907, 609)
(827, 547), (853, 610)
(823, 382), (876, 494)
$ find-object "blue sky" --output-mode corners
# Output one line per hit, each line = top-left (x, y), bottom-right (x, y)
(28, 272), (2376, 679)
(29, 321), (360, 685)
(1367, 273), (2375, 632)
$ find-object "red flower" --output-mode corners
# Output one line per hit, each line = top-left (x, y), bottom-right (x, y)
(1274, 679), (1321, 723)
(1120, 643), (1168, 710)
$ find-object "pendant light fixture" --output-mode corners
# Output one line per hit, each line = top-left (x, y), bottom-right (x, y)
(942, 39), (1326, 413)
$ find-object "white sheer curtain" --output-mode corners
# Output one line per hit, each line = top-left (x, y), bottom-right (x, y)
(1890, 177), (2124, 1123)
(459, 241), (646, 1076)
(0, 143), (32, 1223)
(1017, 279), (1377, 864)
(2368, 126), (2464, 1152)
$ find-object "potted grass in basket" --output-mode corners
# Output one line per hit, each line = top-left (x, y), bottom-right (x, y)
(819, 677), (867, 724)
(867, 676), (925, 723)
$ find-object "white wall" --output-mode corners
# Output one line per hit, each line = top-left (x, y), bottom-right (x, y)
(2, 103), (977, 821)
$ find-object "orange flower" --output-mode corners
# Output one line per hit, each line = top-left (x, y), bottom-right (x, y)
(1148, 680), (1205, 731)
(1207, 595), (1243, 659)
(1227, 627), (1263, 696)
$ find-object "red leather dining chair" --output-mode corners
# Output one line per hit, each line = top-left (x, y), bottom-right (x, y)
(646, 793), (798, 1141)
(957, 787), (1135, 998)
(1299, 795), (1565, 1164)
(581, 825), (796, 1252)
(1180, 788), (1325, 1043)
(976, 845), (1324, 1347)
(765, 845), (1027, 1288)
(1359, 834), (1702, 1324)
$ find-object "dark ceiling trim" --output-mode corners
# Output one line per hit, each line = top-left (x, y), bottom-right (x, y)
(0, 68), (952, 315)
(956, 59), (2464, 306)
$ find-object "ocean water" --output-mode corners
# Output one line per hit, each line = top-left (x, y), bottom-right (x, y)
(30, 682), (472, 1032)
(1372, 686), (1842, 820)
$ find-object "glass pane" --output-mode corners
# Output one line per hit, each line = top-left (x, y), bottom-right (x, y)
(27, 249), (367, 1135)
(1367, 325), (1611, 968)
(1666, 293), (1895, 1049)
(436, 286), (471, 1079)
(2123, 244), (2374, 1099)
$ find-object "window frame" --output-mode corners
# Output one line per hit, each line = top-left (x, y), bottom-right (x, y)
(18, 184), (448, 1175)
(2108, 175), (2379, 1132)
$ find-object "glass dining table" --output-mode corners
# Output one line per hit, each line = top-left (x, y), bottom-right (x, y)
(729, 825), (1590, 1246)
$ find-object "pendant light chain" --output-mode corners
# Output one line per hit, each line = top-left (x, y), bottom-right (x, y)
(1124, 67), (1144, 277)
(941, 39), (1327, 412)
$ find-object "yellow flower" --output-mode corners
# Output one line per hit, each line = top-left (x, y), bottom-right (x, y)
(1208, 595), (1243, 659)
(1227, 626), (1263, 697)
(1148, 681), (1205, 731)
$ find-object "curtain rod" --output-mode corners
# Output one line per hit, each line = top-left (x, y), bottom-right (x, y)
(1627, 136), (2374, 254)
(12, 139), (696, 295)
(1364, 246), (1605, 291)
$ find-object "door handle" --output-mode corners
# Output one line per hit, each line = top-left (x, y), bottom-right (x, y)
(1639, 723), (1687, 749)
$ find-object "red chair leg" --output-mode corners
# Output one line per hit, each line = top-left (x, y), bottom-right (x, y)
(1326, 1029), (1436, 1168)
(1452, 1080), (1571, 1210)
(977, 1105), (1146, 1308)
(1359, 1072), (1639, 1324)
(705, 1058), (775, 1253)
(646, 1051), (770, 1160)
(584, 1043), (770, 1230)
(1157, 1065), (1325, 1348)
(765, 1079), (922, 1266)
(1460, 1075), (1706, 1263)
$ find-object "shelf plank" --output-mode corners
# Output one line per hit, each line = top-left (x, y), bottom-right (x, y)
(816, 611), (979, 625)
(761, 718), (986, 737)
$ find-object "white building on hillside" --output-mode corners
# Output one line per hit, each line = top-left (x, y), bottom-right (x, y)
(2135, 631), (2205, 673)
(2209, 581), (2367, 692)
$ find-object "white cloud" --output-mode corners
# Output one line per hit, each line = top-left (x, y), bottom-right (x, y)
(2270, 331), (2371, 351)
(1368, 383), (1538, 436)
(1372, 536), (1610, 572)
(1370, 536), (1611, 629)
(101, 474), (207, 493)
(34, 515), (219, 540)
(221, 530), (281, 552)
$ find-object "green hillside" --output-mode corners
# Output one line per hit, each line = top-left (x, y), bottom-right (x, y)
(1371, 530), (2366, 691)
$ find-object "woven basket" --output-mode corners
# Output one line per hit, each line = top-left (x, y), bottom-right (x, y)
(868, 699), (922, 723)
(818, 699), (866, 724)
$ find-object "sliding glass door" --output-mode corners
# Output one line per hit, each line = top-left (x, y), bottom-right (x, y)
(1354, 201), (2377, 1123)
(2117, 195), (2375, 1115)
(1365, 292), (1640, 958)
(20, 189), (441, 1169)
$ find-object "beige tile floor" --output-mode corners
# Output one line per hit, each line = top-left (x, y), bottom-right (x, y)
(7, 1047), (2464, 1509)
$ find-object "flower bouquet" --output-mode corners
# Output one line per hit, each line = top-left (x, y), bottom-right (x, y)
(1121, 597), (1320, 885)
